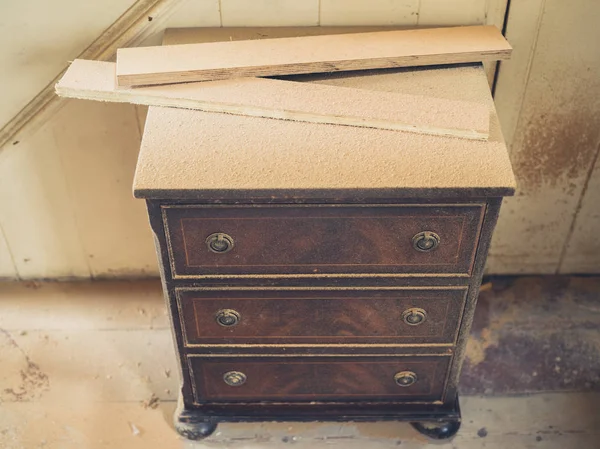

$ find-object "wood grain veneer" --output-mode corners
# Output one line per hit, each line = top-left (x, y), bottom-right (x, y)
(189, 355), (450, 403)
(162, 204), (485, 277)
(177, 288), (467, 346)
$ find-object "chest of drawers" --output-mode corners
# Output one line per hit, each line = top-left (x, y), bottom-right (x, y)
(134, 27), (515, 442)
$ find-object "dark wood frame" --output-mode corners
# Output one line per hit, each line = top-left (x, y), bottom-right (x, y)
(145, 195), (503, 439)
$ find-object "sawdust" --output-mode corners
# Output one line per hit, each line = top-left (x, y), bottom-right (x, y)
(514, 107), (600, 194)
(466, 327), (495, 366)
(141, 393), (160, 409)
(133, 63), (514, 199)
(134, 104), (514, 198)
(466, 279), (537, 366)
(462, 277), (600, 395)
(0, 329), (49, 402)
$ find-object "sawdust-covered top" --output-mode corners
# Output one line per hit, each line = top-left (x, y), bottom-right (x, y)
(133, 28), (515, 200)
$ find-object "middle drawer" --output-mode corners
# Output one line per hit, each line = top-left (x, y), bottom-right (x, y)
(177, 288), (467, 346)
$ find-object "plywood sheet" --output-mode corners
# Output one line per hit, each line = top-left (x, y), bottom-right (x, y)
(57, 59), (490, 140)
(116, 25), (512, 86)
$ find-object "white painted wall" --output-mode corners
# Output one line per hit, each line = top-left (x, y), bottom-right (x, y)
(0, 0), (138, 130)
(489, 0), (600, 274)
(0, 0), (598, 279)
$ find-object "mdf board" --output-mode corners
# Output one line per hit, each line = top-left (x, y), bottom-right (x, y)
(57, 59), (490, 140)
(116, 25), (511, 86)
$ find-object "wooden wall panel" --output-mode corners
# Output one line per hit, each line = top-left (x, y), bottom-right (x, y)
(492, 0), (546, 146)
(221, 0), (319, 26)
(488, 0), (600, 274)
(560, 154), (600, 274)
(0, 225), (17, 279)
(419, 0), (486, 25)
(0, 0), (220, 280)
(320, 0), (419, 26)
(0, 0), (137, 130)
(51, 101), (159, 278)
(0, 122), (90, 279)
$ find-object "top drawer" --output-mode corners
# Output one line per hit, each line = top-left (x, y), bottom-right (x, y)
(162, 204), (485, 278)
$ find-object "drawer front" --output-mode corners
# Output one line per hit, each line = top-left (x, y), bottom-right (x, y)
(178, 288), (467, 346)
(163, 204), (485, 277)
(188, 355), (450, 403)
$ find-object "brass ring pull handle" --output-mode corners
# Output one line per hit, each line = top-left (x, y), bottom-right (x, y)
(223, 371), (247, 387)
(412, 231), (440, 252)
(206, 233), (234, 253)
(215, 309), (241, 327)
(394, 371), (418, 387)
(402, 308), (427, 326)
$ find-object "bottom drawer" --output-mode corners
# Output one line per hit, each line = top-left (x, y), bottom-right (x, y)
(188, 355), (450, 403)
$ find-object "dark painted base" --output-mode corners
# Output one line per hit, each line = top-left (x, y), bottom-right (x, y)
(174, 399), (219, 440)
(410, 420), (461, 440)
(174, 394), (461, 441)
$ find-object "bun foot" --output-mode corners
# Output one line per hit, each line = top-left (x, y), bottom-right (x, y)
(410, 420), (461, 440)
(174, 397), (218, 440)
(175, 418), (218, 441)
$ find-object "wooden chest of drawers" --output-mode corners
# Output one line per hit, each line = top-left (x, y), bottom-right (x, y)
(134, 27), (515, 442)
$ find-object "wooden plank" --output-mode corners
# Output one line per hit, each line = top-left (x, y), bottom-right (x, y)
(133, 100), (514, 200)
(116, 25), (512, 86)
(57, 59), (490, 140)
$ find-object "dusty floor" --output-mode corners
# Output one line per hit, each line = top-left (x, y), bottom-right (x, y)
(1, 278), (599, 449)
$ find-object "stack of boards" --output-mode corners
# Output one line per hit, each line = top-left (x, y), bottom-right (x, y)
(56, 25), (511, 141)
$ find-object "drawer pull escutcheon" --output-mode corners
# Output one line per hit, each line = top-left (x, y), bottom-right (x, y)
(394, 371), (418, 387)
(223, 371), (247, 387)
(215, 309), (241, 327)
(412, 231), (440, 252)
(206, 233), (234, 253)
(402, 308), (427, 326)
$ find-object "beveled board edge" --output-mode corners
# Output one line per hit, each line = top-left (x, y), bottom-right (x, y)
(134, 186), (516, 200)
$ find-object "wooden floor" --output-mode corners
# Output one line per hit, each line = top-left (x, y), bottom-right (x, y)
(1, 280), (599, 449)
